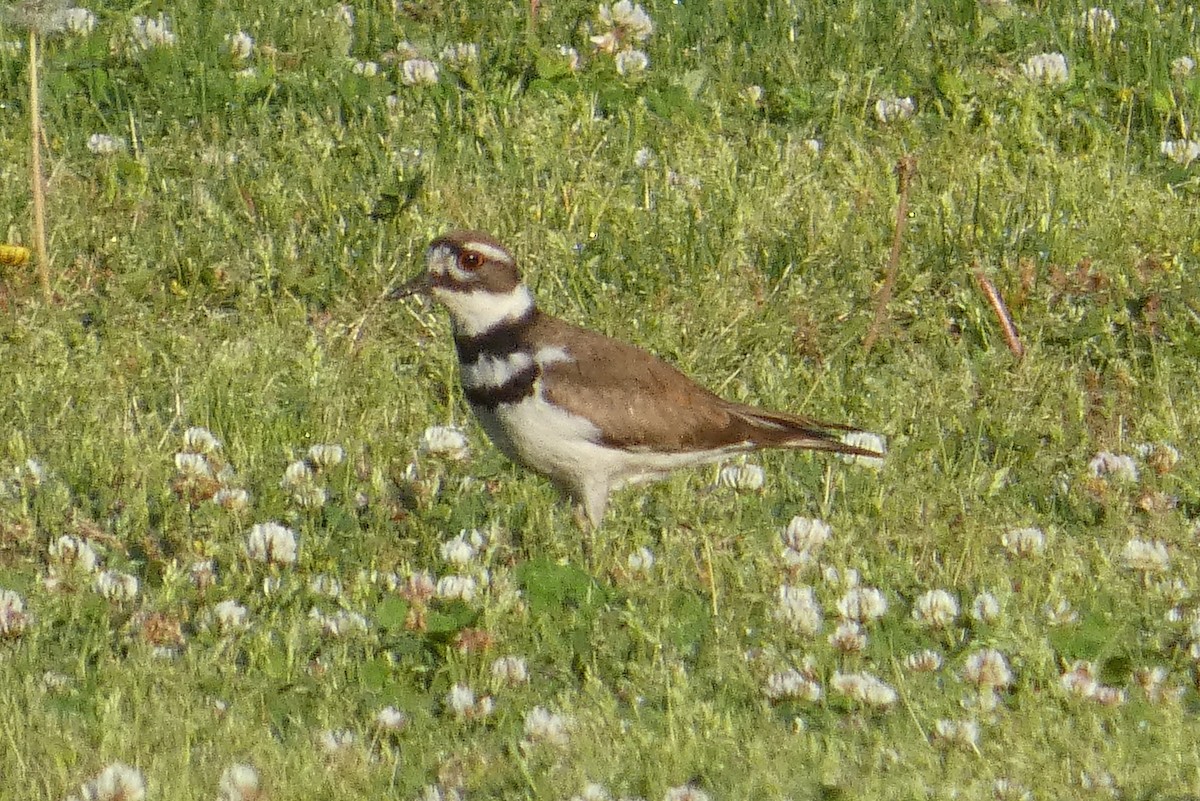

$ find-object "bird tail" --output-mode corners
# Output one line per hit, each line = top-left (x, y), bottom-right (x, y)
(729, 406), (884, 459)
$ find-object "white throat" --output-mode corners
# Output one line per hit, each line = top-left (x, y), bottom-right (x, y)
(435, 284), (535, 337)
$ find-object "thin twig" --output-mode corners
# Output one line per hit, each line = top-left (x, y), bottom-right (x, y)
(972, 264), (1024, 359)
(28, 28), (50, 302)
(863, 155), (917, 352)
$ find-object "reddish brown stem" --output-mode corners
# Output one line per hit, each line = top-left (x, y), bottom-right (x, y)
(863, 156), (917, 352)
(973, 265), (1024, 359)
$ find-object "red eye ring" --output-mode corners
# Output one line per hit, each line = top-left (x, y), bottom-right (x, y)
(460, 251), (483, 270)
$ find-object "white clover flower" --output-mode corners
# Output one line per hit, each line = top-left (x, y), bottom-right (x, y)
(781, 516), (831, 565)
(716, 462), (764, 491)
(743, 84), (765, 106)
(1001, 526), (1045, 558)
(774, 584), (823, 635)
(446, 683), (477, 718)
(1088, 450), (1139, 481)
(829, 620), (867, 652)
(87, 133), (126, 155)
(399, 569), (437, 601)
(68, 762), (146, 801)
(764, 668), (823, 701)
(962, 648), (1013, 689)
(830, 671), (898, 709)
(912, 589), (959, 628)
(42, 671), (72, 691)
(1091, 686), (1126, 706)
(445, 683), (492, 720)
(281, 459), (314, 489)
(1160, 139), (1200, 166)
(62, 8), (96, 36)
(903, 649), (943, 673)
(293, 484), (328, 509)
(217, 763), (260, 801)
(557, 44), (581, 71)
(175, 452), (213, 480)
(308, 574), (343, 598)
(836, 586), (888, 623)
(626, 545), (655, 573)
(1080, 8), (1117, 41)
(802, 138), (823, 155)
(824, 566), (859, 587)
(420, 425), (470, 459)
(401, 59), (440, 87)
(49, 534), (99, 572)
(838, 430), (886, 469)
(992, 779), (1031, 801)
(1122, 538), (1170, 574)
(415, 786), (465, 801)
(970, 591), (1001, 623)
(234, 66), (258, 80)
(633, 147), (655, 169)
(933, 718), (980, 750)
(333, 4), (355, 26)
(376, 705), (408, 732)
(1171, 55), (1196, 80)
(440, 43), (478, 68)
(130, 14), (176, 49)
(309, 608), (369, 638)
(1043, 597), (1079, 626)
(94, 569), (139, 602)
(213, 487), (251, 513)
(318, 728), (356, 755)
(491, 655), (529, 685)
(352, 60), (380, 76)
(190, 559), (216, 589)
(1135, 441), (1180, 473)
(523, 706), (571, 747)
(1021, 52), (1069, 85)
(614, 49), (649, 76)
(0, 589), (28, 638)
(874, 96), (915, 123)
(281, 460), (325, 508)
(213, 599), (249, 632)
(1060, 660), (1099, 699)
(307, 443), (345, 469)
(439, 534), (477, 567)
(664, 786), (711, 801)
(436, 574), (477, 602)
(570, 783), (612, 801)
(16, 457), (48, 486)
(601, 0), (654, 39)
(226, 30), (254, 62)
(246, 522), (298, 566)
(1134, 666), (1183, 704)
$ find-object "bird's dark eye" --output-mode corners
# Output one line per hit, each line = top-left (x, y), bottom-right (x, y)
(460, 251), (483, 271)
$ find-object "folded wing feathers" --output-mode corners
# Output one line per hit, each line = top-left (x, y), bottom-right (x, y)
(729, 406), (882, 457)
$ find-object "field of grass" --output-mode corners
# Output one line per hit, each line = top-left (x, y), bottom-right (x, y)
(1, 0), (1200, 798)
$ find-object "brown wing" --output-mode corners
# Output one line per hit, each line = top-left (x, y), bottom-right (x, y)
(534, 316), (871, 455)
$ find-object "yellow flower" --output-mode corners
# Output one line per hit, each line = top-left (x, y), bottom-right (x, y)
(0, 244), (30, 266)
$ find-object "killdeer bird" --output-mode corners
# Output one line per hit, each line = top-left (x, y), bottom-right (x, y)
(391, 231), (882, 528)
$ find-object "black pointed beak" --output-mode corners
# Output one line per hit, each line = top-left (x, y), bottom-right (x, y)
(385, 272), (430, 301)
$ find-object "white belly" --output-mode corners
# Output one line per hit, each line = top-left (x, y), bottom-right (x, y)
(470, 390), (748, 498)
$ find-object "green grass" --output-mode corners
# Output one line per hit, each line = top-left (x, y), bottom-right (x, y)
(2, 0), (1200, 798)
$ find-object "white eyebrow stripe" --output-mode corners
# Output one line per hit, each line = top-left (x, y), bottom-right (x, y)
(461, 241), (513, 264)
